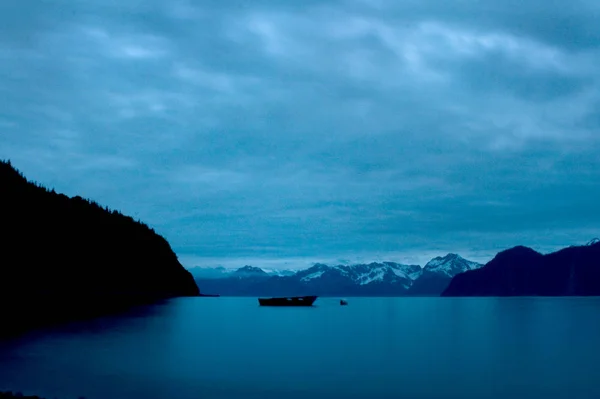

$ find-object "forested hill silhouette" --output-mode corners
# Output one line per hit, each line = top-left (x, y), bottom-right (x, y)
(442, 241), (600, 296)
(0, 160), (199, 336)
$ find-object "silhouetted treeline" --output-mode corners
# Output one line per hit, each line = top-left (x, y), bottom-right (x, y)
(0, 160), (199, 337)
(442, 241), (600, 296)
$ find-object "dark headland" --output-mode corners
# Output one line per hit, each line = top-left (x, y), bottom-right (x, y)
(442, 240), (600, 296)
(0, 160), (199, 337)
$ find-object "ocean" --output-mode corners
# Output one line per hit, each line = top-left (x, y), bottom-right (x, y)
(1, 297), (600, 399)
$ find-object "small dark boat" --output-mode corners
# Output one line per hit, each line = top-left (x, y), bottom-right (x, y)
(258, 295), (317, 307)
(340, 299), (348, 306)
(199, 293), (220, 297)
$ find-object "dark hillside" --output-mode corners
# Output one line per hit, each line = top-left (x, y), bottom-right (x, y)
(442, 242), (600, 296)
(0, 160), (199, 336)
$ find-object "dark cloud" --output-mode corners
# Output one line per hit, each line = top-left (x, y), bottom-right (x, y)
(1, 0), (599, 268)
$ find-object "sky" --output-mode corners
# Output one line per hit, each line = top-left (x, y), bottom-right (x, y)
(1, 0), (600, 269)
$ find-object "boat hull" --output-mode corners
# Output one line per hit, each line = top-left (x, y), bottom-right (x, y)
(258, 295), (317, 306)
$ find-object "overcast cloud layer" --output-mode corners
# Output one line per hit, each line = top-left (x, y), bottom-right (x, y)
(2, 0), (600, 268)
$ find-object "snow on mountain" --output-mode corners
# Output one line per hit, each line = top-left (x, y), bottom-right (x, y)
(358, 268), (385, 285)
(192, 255), (482, 296)
(263, 269), (296, 277)
(295, 262), (421, 287)
(408, 269), (424, 280)
(423, 253), (482, 278)
(301, 270), (326, 281)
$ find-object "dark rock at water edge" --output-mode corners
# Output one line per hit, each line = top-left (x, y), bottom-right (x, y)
(0, 392), (49, 399)
(0, 392), (86, 399)
(442, 241), (600, 296)
(0, 160), (199, 337)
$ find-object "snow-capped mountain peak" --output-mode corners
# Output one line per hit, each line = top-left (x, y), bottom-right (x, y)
(423, 253), (482, 278)
(231, 265), (270, 279)
(235, 265), (266, 274)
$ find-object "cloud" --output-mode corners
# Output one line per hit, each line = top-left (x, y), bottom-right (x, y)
(1, 0), (600, 268)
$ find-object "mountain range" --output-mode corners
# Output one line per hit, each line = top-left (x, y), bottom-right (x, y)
(188, 265), (295, 279)
(191, 254), (483, 297)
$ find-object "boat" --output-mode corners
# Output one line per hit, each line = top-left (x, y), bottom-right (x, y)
(258, 295), (317, 306)
(340, 299), (348, 306)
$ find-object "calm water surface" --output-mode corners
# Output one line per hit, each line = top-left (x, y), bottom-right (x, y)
(1, 297), (600, 399)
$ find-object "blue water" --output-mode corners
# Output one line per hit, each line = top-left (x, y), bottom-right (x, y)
(1, 297), (600, 399)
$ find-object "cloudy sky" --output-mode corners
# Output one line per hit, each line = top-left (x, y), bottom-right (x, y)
(1, 0), (600, 269)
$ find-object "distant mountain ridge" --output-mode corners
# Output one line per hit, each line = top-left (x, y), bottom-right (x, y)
(189, 266), (294, 279)
(192, 240), (600, 297)
(192, 254), (482, 296)
(442, 241), (600, 296)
